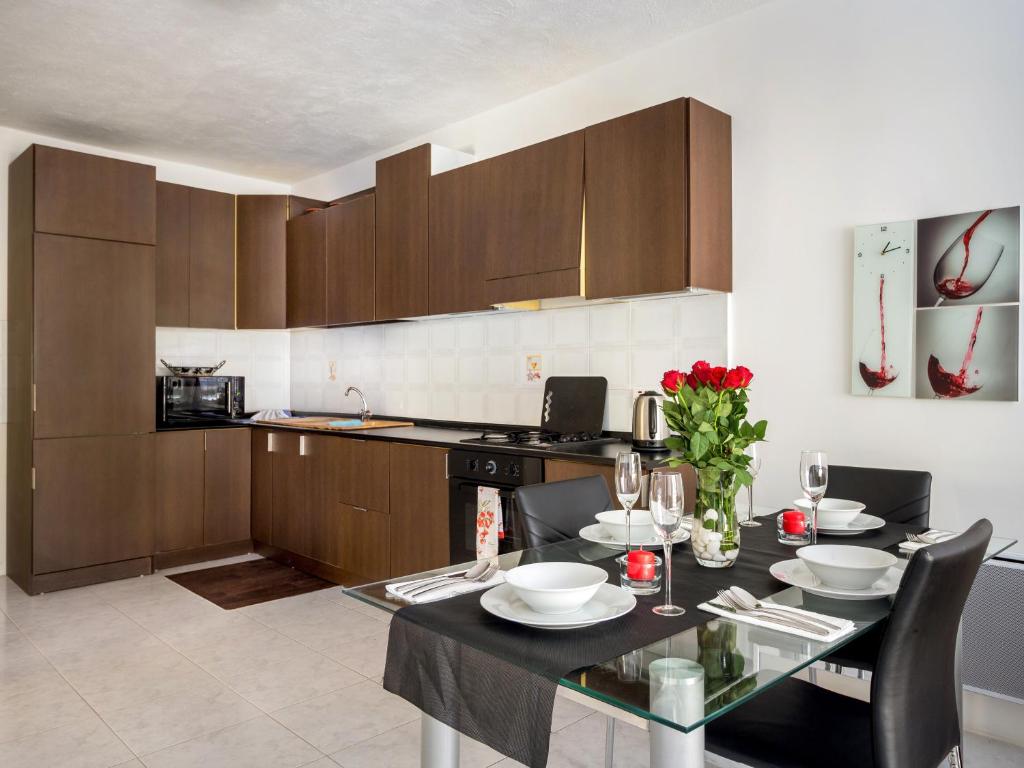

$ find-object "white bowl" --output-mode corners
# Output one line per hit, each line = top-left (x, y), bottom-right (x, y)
(504, 562), (608, 614)
(797, 545), (897, 590)
(595, 509), (656, 543)
(793, 498), (866, 528)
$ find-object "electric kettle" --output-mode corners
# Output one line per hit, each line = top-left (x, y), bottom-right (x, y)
(632, 391), (669, 451)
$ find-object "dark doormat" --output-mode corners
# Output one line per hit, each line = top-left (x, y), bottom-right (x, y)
(167, 558), (334, 609)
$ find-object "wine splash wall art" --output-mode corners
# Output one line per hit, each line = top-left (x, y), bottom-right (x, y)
(852, 207), (1020, 402)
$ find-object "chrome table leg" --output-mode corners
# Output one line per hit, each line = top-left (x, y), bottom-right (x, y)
(421, 713), (459, 768)
(650, 722), (704, 768)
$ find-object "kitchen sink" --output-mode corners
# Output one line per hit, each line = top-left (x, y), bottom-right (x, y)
(254, 416), (413, 431)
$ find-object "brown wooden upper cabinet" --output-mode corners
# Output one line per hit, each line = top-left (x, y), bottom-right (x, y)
(584, 98), (732, 298)
(375, 145), (430, 320)
(428, 162), (491, 315)
(32, 145), (156, 245)
(237, 195), (326, 329)
(155, 182), (235, 328)
(481, 131), (585, 305)
(286, 194), (375, 328)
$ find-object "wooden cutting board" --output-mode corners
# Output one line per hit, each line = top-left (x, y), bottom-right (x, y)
(255, 416), (414, 431)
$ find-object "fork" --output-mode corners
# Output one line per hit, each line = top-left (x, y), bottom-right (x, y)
(403, 562), (500, 600)
(905, 531), (956, 545)
(725, 586), (845, 631)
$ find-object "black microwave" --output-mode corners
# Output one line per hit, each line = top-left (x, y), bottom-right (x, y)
(157, 376), (245, 427)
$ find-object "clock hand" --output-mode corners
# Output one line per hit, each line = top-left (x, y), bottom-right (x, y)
(880, 241), (892, 254)
(881, 243), (901, 254)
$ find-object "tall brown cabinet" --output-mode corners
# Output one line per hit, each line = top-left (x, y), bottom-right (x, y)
(8, 145), (157, 594)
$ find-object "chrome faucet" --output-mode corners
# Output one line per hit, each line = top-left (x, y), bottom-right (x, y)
(344, 386), (372, 421)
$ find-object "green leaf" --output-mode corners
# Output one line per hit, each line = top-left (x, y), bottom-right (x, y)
(754, 420), (768, 440)
(734, 468), (753, 486)
(664, 437), (687, 453)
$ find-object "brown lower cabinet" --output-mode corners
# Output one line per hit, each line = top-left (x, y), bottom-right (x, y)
(33, 434), (155, 575)
(270, 431), (313, 557)
(338, 504), (390, 582)
(389, 443), (449, 577)
(251, 428), (274, 543)
(543, 458), (622, 510)
(154, 428), (251, 553)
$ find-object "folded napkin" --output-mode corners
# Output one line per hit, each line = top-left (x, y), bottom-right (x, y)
(699, 598), (855, 642)
(386, 570), (505, 604)
(250, 409), (291, 421)
(899, 529), (958, 553)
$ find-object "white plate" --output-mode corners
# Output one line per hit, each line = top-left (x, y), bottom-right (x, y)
(481, 582), (636, 629)
(816, 513), (886, 536)
(769, 558), (902, 600)
(579, 523), (690, 550)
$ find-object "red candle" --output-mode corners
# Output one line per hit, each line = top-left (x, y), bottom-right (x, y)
(626, 549), (657, 581)
(782, 509), (806, 535)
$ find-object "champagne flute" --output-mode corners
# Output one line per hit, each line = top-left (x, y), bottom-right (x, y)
(650, 472), (685, 616)
(615, 452), (643, 551)
(739, 443), (762, 527)
(799, 451), (828, 545)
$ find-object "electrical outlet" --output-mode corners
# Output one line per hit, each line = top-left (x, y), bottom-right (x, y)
(328, 360), (337, 381)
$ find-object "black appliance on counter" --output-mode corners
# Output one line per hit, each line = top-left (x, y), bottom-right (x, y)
(460, 376), (616, 449)
(448, 448), (543, 564)
(157, 375), (245, 428)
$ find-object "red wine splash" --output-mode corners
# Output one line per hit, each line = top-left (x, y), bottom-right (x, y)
(935, 209), (992, 299)
(859, 273), (898, 389)
(927, 306), (984, 398)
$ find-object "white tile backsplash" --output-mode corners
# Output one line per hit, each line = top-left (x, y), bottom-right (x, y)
(289, 294), (729, 431)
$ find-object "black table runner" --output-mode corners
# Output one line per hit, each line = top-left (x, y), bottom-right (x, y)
(383, 520), (919, 767)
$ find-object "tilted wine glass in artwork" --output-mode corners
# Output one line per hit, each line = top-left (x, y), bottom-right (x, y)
(932, 210), (1004, 305)
(927, 306), (985, 398)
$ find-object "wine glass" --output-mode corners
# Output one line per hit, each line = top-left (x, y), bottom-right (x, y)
(799, 451), (828, 545)
(650, 472), (685, 616)
(739, 444), (762, 527)
(932, 211), (1004, 306)
(615, 452), (643, 551)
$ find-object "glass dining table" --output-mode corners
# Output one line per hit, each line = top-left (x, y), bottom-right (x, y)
(346, 521), (1016, 768)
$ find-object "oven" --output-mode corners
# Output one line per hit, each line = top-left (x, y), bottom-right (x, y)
(157, 375), (245, 428)
(448, 449), (543, 564)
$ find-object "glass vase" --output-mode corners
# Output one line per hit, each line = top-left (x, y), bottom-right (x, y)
(691, 467), (740, 568)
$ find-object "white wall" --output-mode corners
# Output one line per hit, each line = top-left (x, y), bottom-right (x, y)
(0, 126), (291, 575)
(290, 294), (728, 431)
(294, 0), (1024, 556)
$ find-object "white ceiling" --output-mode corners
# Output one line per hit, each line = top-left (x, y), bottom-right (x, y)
(0, 0), (766, 182)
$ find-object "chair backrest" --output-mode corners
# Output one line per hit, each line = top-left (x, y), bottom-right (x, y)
(515, 476), (614, 548)
(827, 465), (932, 526)
(871, 518), (992, 768)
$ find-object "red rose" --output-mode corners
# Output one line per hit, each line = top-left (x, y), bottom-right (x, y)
(691, 360), (713, 385)
(734, 366), (754, 387)
(723, 368), (744, 389)
(686, 373), (700, 390)
(709, 367), (728, 390)
(661, 369), (684, 393)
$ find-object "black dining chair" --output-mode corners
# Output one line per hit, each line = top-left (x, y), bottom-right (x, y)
(705, 518), (992, 768)
(822, 465), (932, 674)
(515, 475), (614, 548)
(514, 475), (617, 766)
(828, 465), (932, 526)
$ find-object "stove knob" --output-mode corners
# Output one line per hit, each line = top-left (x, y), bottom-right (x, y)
(485, 459), (497, 475)
(468, 458), (479, 472)
(509, 463), (521, 478)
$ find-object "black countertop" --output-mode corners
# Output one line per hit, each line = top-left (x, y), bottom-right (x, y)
(159, 414), (679, 469)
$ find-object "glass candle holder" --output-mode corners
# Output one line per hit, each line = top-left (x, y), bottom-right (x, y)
(777, 509), (811, 546)
(617, 550), (663, 595)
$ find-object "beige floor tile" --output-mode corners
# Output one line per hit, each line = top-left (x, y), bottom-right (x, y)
(271, 679), (418, 754)
(0, 651), (68, 701)
(69, 650), (219, 715)
(236, 591), (329, 626)
(0, 712), (133, 768)
(275, 603), (385, 652)
(140, 714), (321, 768)
(317, 589), (392, 623)
(0, 675), (94, 743)
(298, 760), (340, 768)
(189, 629), (364, 711)
(331, 718), (503, 768)
(490, 713), (649, 768)
(45, 632), (175, 681)
(86, 575), (189, 607)
(320, 627), (389, 679)
(102, 679), (261, 756)
(551, 694), (599, 732)
(153, 553), (261, 577)
(112, 761), (145, 767)
(144, 609), (267, 653)
(6, 593), (121, 634)
(25, 611), (157, 658)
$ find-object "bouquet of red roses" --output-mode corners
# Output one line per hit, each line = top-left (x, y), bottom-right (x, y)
(660, 361), (766, 486)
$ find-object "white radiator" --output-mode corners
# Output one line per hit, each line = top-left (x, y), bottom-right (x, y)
(963, 558), (1024, 703)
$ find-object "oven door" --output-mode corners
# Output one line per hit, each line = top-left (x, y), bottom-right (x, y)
(161, 376), (234, 425)
(448, 479), (522, 564)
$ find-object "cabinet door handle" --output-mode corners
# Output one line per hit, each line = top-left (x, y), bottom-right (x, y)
(445, 452), (449, 480)
(352, 506), (367, 513)
(267, 432), (274, 453)
(204, 432), (207, 452)
(299, 435), (307, 456)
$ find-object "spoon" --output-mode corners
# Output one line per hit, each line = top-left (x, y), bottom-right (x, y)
(392, 562), (485, 594)
(727, 586), (844, 631)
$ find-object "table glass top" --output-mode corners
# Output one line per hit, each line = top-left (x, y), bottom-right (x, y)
(346, 522), (1016, 733)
